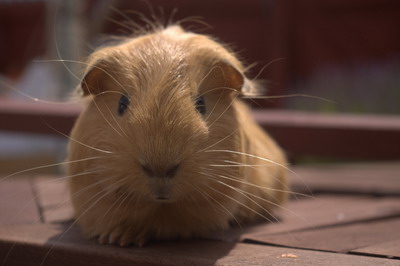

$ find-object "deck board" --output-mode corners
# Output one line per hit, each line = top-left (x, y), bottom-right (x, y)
(1, 223), (398, 266)
(0, 177), (40, 224)
(33, 176), (73, 223)
(239, 195), (400, 237)
(289, 162), (400, 196)
(246, 217), (400, 253)
(352, 239), (400, 259)
(1, 163), (399, 264)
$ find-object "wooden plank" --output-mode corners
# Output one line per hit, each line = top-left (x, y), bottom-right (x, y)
(33, 176), (74, 223)
(0, 223), (398, 266)
(30, 176), (400, 237)
(290, 162), (400, 196)
(245, 217), (400, 254)
(2, 171), (400, 262)
(30, 175), (400, 243)
(352, 239), (400, 259)
(2, 99), (400, 159)
(0, 99), (81, 136)
(273, 196), (400, 233)
(255, 110), (400, 160)
(0, 177), (40, 224)
(211, 195), (400, 242)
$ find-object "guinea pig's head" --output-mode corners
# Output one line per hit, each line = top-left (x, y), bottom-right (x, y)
(69, 25), (258, 204)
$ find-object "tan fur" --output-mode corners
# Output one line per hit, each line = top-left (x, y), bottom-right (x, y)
(67, 25), (288, 246)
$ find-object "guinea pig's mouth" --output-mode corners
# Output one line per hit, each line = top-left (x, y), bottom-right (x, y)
(152, 187), (174, 203)
(154, 195), (171, 201)
(153, 195), (175, 203)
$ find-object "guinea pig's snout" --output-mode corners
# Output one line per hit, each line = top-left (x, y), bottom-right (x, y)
(141, 163), (180, 179)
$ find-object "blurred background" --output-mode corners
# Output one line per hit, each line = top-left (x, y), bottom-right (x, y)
(1, 0), (400, 174)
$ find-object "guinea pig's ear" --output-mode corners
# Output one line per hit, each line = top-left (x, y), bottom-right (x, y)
(204, 60), (261, 96)
(210, 61), (244, 92)
(80, 61), (108, 96)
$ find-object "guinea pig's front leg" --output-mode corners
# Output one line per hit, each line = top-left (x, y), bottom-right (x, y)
(97, 224), (149, 247)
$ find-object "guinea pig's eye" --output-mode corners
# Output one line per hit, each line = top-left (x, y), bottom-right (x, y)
(195, 96), (206, 115)
(118, 95), (130, 116)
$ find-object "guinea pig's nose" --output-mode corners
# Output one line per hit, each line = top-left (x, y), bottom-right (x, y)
(141, 164), (180, 178)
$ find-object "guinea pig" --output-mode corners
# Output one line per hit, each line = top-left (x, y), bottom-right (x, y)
(67, 24), (288, 247)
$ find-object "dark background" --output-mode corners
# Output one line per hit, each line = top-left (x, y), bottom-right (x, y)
(1, 0), (400, 111)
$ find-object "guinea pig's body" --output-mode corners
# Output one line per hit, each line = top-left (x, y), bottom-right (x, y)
(68, 25), (287, 246)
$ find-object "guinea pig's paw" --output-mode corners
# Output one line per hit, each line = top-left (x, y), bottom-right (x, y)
(97, 227), (149, 247)
(97, 227), (123, 246)
(119, 231), (149, 247)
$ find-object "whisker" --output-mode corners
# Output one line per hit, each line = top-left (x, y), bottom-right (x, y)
(214, 178), (278, 223)
(94, 179), (133, 239)
(199, 170), (279, 223)
(203, 149), (313, 197)
(183, 182), (223, 229)
(205, 158), (285, 194)
(201, 166), (284, 206)
(250, 57), (285, 81)
(212, 159), (276, 167)
(196, 128), (239, 154)
(35, 59), (131, 97)
(52, 6), (84, 87)
(98, 95), (129, 139)
(68, 174), (119, 204)
(189, 182), (244, 231)
(1, 242), (17, 266)
(204, 180), (274, 223)
(207, 93), (239, 129)
(199, 168), (312, 199)
(199, 170), (316, 232)
(207, 163), (273, 167)
(6, 168), (106, 226)
(40, 179), (121, 264)
(208, 158), (298, 200)
(88, 90), (125, 139)
(198, 86), (237, 98)
(204, 149), (289, 169)
(0, 79), (83, 105)
(3, 167), (104, 201)
(204, 90), (224, 123)
(96, 90), (126, 97)
(40, 120), (113, 155)
(230, 183), (316, 229)
(0, 156), (107, 182)
(104, 189), (132, 241)
(242, 93), (336, 104)
(195, 64), (227, 117)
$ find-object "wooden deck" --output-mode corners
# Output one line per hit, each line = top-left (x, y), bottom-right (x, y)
(1, 162), (399, 265)
(1, 100), (400, 264)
